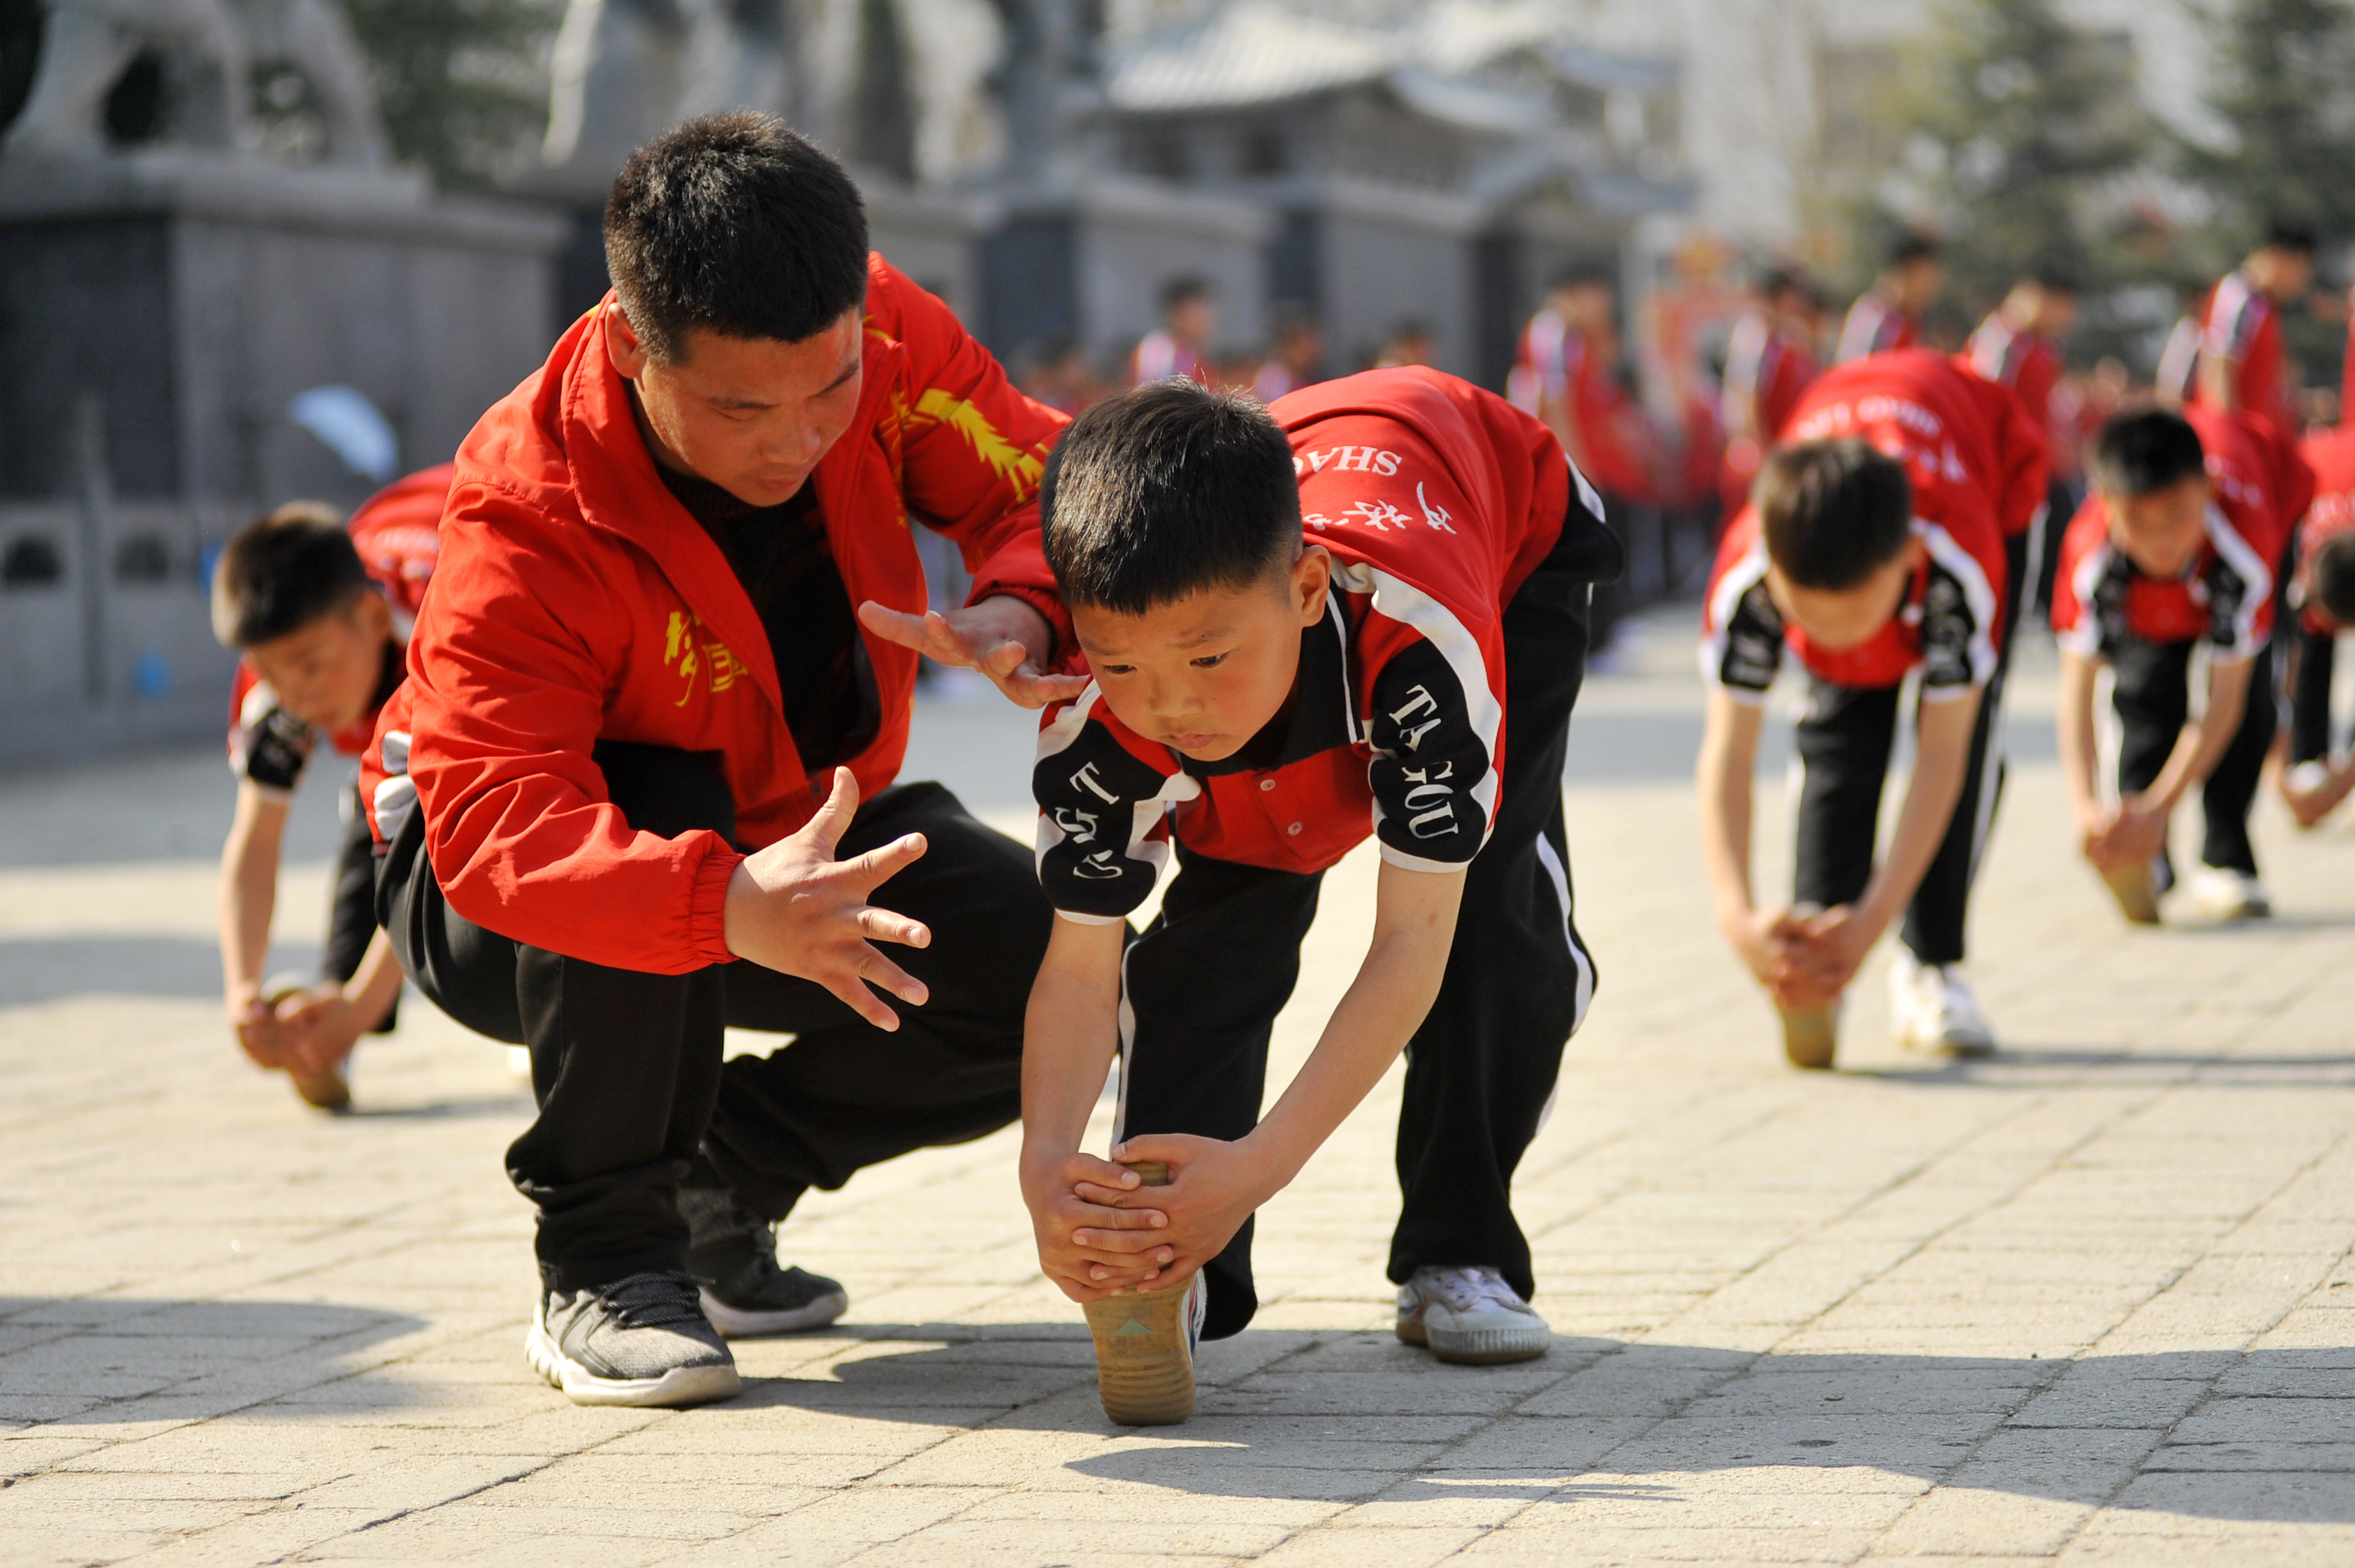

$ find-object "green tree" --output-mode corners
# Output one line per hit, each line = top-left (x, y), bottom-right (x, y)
(340, 0), (558, 190)
(2186, 0), (2355, 244)
(1879, 0), (2155, 316)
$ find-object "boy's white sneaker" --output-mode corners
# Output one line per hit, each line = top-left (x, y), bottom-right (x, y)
(1396, 1265), (1550, 1364)
(1890, 954), (1995, 1057)
(2188, 866), (2271, 922)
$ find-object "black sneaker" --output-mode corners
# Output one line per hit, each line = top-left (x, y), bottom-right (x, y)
(681, 1180), (849, 1338)
(525, 1270), (742, 1407)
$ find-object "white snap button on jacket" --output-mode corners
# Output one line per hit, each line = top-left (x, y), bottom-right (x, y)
(1287, 822), (1303, 835)
(1259, 779), (1276, 791)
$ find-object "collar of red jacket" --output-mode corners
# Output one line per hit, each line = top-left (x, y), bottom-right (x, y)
(546, 292), (910, 722)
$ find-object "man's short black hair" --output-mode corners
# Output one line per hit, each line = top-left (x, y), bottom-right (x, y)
(2090, 407), (2208, 498)
(1042, 380), (1300, 615)
(2312, 535), (2355, 624)
(1552, 261), (1614, 293)
(604, 111), (869, 363)
(1888, 231), (1940, 269)
(2263, 214), (2320, 256)
(1754, 440), (1915, 591)
(2026, 255), (2083, 296)
(211, 503), (371, 648)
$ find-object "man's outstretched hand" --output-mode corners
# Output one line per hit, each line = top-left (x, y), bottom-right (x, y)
(724, 769), (930, 1030)
(857, 595), (1090, 709)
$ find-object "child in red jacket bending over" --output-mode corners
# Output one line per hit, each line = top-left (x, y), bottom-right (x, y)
(2053, 406), (2312, 923)
(1018, 371), (1622, 1426)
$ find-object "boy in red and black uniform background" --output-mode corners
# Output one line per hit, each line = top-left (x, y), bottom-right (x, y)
(1834, 233), (1942, 365)
(1018, 371), (1621, 1423)
(2196, 218), (2317, 442)
(2280, 421), (2355, 826)
(364, 115), (1088, 1409)
(1718, 266), (1821, 516)
(1963, 262), (2079, 615)
(2053, 406), (2313, 923)
(214, 464), (449, 1111)
(1697, 351), (2048, 1066)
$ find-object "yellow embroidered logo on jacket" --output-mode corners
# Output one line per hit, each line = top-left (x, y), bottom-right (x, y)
(907, 389), (1048, 498)
(665, 610), (746, 706)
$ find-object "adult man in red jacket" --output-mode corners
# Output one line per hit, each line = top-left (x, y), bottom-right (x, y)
(365, 114), (1086, 1408)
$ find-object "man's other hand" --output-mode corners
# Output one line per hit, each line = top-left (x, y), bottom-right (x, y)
(857, 595), (1090, 709)
(724, 768), (931, 1029)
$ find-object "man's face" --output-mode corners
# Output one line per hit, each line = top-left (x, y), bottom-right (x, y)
(1169, 296), (1215, 347)
(245, 593), (392, 732)
(2256, 247), (2315, 302)
(1892, 258), (1944, 313)
(1559, 282), (1614, 333)
(605, 307), (865, 508)
(1765, 538), (1921, 652)
(2107, 475), (2211, 579)
(1071, 548), (1330, 762)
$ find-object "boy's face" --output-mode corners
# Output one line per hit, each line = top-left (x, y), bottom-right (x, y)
(1891, 257), (1943, 312)
(606, 306), (865, 509)
(1765, 536), (1923, 652)
(2105, 474), (2210, 579)
(1071, 547), (1332, 762)
(1169, 295), (1214, 347)
(245, 592), (393, 733)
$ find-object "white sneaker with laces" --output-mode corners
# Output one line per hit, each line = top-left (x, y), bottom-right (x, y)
(1395, 1265), (1550, 1364)
(2188, 865), (2271, 922)
(1890, 953), (1994, 1056)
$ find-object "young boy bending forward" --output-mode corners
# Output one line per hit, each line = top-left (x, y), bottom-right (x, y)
(1020, 371), (1620, 1424)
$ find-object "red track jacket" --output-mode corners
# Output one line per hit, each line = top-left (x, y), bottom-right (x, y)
(362, 258), (1067, 974)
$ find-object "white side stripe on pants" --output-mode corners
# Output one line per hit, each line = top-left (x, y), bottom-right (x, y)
(1533, 831), (1596, 1135)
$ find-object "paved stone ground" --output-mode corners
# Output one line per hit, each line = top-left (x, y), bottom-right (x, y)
(6, 608), (2355, 1566)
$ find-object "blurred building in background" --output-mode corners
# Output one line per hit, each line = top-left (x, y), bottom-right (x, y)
(0, 0), (564, 767)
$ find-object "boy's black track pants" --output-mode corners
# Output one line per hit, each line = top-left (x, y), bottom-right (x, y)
(378, 751), (1049, 1292)
(1115, 547), (1599, 1342)
(2110, 638), (2275, 877)
(1789, 529), (2028, 967)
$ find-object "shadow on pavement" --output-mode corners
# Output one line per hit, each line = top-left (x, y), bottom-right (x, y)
(0, 1296), (430, 1426)
(714, 1329), (2355, 1522)
(0, 934), (319, 1005)
(1870, 1044), (2355, 1087)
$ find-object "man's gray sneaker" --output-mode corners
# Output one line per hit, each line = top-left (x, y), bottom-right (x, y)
(680, 1179), (849, 1338)
(1395, 1265), (1551, 1365)
(525, 1271), (742, 1407)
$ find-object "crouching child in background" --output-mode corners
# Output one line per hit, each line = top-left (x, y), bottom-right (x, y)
(1018, 371), (1621, 1426)
(2278, 418), (2355, 827)
(2053, 406), (2311, 922)
(212, 467), (448, 1109)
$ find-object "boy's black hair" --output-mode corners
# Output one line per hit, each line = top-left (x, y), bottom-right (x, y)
(1161, 276), (1210, 311)
(604, 111), (869, 364)
(2089, 407), (2208, 498)
(2312, 535), (2355, 624)
(1888, 231), (1940, 269)
(1758, 265), (1805, 302)
(1042, 380), (1300, 615)
(1754, 439), (1915, 591)
(2263, 214), (2320, 256)
(1552, 261), (1614, 293)
(211, 503), (371, 648)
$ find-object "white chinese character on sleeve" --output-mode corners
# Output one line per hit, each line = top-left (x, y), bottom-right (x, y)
(1341, 498), (1410, 532)
(1302, 511), (1336, 532)
(1415, 481), (1456, 534)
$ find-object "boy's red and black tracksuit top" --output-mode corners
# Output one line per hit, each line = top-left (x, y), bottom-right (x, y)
(361, 257), (1069, 977)
(1030, 367), (1619, 1333)
(1700, 350), (2048, 705)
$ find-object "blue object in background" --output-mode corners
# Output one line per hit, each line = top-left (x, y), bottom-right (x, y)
(133, 648), (173, 700)
(198, 540), (224, 597)
(287, 386), (399, 483)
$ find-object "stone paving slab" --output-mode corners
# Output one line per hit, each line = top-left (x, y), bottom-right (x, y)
(5, 615), (2355, 1563)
